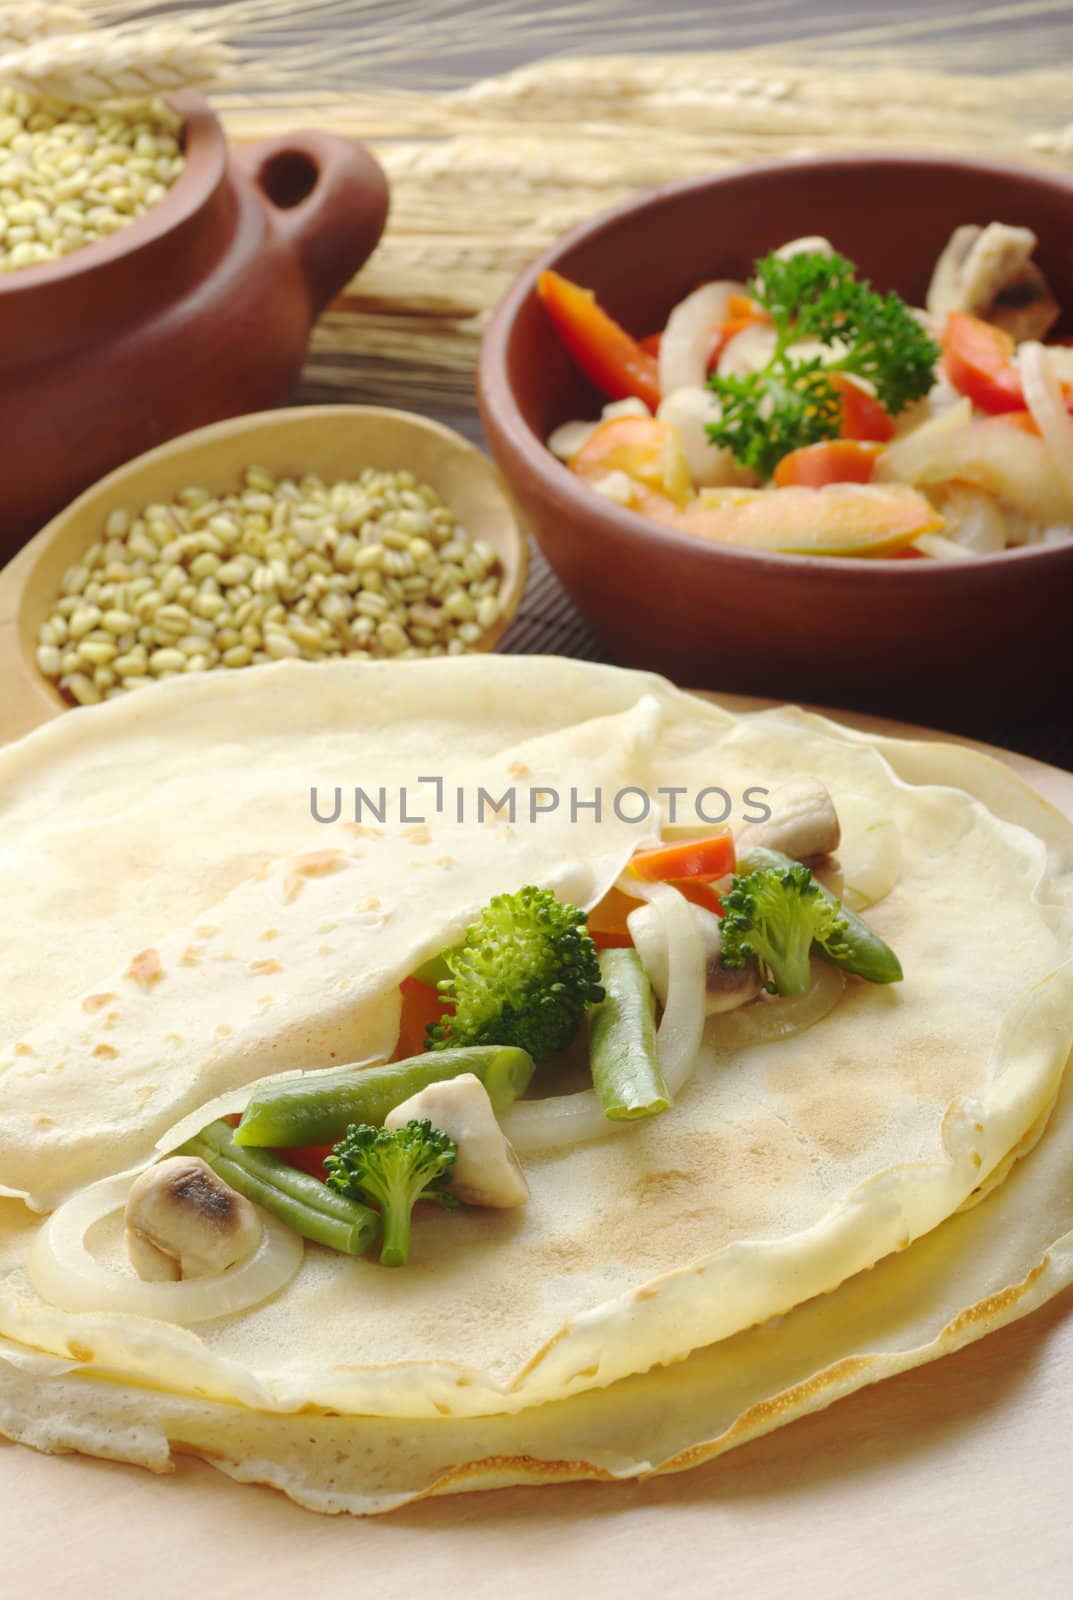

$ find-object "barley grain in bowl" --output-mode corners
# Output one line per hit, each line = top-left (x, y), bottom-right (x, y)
(0, 88), (185, 272)
(0, 406), (527, 739)
(0, 87), (388, 551)
(39, 466), (506, 705)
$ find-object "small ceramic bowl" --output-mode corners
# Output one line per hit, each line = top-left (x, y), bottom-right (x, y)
(478, 154), (1073, 729)
(0, 406), (527, 744)
(0, 92), (388, 556)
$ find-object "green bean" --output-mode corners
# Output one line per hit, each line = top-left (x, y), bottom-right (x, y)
(235, 1045), (534, 1149)
(736, 845), (903, 985)
(182, 1121), (380, 1257)
(589, 948), (671, 1122)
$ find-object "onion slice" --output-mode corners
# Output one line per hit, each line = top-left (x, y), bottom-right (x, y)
(659, 279), (747, 393)
(1019, 341), (1073, 507)
(714, 959), (845, 1049)
(501, 883), (705, 1152)
(629, 881), (705, 1094)
(28, 1172), (303, 1326)
(834, 798), (903, 912)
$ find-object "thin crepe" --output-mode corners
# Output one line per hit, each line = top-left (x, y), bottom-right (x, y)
(0, 659), (1071, 1436)
(4, 1033), (1073, 1514)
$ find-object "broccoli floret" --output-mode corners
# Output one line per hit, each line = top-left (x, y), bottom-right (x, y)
(324, 1119), (457, 1267)
(427, 884), (605, 1062)
(720, 862), (853, 996)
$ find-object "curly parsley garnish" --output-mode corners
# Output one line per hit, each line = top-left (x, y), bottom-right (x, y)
(705, 250), (939, 480)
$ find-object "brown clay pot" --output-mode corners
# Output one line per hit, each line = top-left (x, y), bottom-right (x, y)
(0, 92), (389, 558)
(478, 154), (1073, 731)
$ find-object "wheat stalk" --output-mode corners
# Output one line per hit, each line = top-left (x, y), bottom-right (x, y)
(0, 24), (232, 104)
(0, 4), (87, 52)
(54, 5), (1073, 412)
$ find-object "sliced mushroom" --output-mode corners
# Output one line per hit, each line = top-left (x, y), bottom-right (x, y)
(775, 235), (836, 260)
(735, 778), (841, 863)
(628, 901), (761, 1015)
(385, 1074), (529, 1209)
(926, 222), (1059, 343)
(124, 1156), (263, 1281)
(704, 952), (764, 1013)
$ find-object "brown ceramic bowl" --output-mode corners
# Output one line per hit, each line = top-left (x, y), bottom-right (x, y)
(478, 154), (1073, 730)
(0, 92), (388, 558)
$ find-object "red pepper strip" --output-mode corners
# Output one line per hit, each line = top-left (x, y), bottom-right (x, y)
(943, 312), (1073, 417)
(392, 976), (450, 1062)
(943, 311), (1028, 413)
(277, 1143), (335, 1180)
(537, 270), (661, 410)
(639, 331), (663, 356)
(629, 830), (736, 884)
(832, 374), (895, 442)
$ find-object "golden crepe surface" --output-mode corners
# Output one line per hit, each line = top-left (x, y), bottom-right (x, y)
(0, 658), (1071, 1508)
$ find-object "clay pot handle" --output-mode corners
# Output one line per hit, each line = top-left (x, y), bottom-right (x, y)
(236, 131), (389, 315)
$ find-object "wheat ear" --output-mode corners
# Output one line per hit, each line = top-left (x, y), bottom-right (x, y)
(0, 25), (231, 104)
(0, 5), (87, 53)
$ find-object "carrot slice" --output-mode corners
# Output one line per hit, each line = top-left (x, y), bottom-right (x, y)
(990, 409), (1041, 436)
(571, 415), (693, 507)
(629, 831), (736, 884)
(669, 878), (726, 916)
(773, 440), (883, 489)
(587, 884), (644, 939)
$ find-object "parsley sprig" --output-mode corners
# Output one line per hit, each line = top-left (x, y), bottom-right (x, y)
(705, 251), (939, 480)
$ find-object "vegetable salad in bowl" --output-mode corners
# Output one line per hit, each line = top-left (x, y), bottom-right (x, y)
(541, 224), (1073, 560)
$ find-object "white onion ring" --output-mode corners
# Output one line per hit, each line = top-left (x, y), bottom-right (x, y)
(714, 959), (845, 1049)
(833, 798), (903, 912)
(498, 1083), (620, 1152)
(28, 1172), (303, 1326)
(629, 880), (706, 1094)
(659, 280), (747, 393)
(501, 883), (704, 1152)
(1019, 341), (1073, 506)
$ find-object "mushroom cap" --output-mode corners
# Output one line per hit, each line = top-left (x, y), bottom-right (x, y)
(124, 1155), (263, 1280)
(385, 1074), (529, 1209)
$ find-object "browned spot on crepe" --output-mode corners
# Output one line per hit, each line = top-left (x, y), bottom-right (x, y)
(127, 949), (164, 991)
(82, 992), (117, 1014)
(283, 850), (347, 905)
